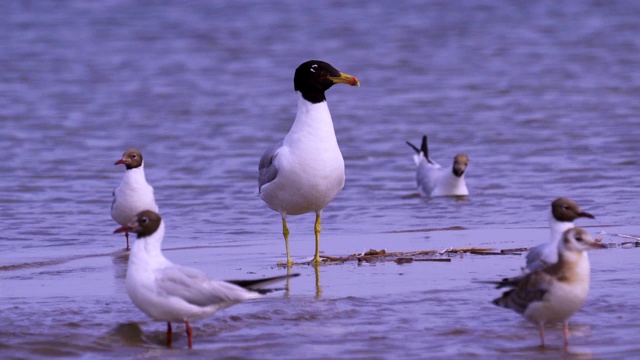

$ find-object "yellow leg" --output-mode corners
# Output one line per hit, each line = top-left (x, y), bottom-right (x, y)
(313, 262), (322, 298)
(281, 215), (293, 266)
(284, 265), (292, 296)
(313, 213), (322, 263)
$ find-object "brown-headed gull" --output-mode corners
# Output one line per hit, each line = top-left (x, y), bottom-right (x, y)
(114, 210), (298, 349)
(111, 148), (158, 250)
(406, 135), (469, 197)
(258, 60), (359, 265)
(526, 197), (595, 272)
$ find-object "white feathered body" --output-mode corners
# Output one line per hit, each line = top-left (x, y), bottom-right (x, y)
(111, 165), (158, 225)
(523, 250), (591, 325)
(414, 155), (468, 197)
(125, 221), (262, 323)
(526, 217), (576, 271)
(260, 95), (345, 215)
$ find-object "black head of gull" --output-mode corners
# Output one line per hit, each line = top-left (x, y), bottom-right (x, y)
(294, 60), (359, 104)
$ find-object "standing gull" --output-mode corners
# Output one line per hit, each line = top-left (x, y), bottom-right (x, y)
(526, 197), (595, 272)
(491, 227), (605, 348)
(406, 135), (469, 197)
(258, 60), (359, 265)
(111, 148), (158, 249)
(114, 210), (298, 349)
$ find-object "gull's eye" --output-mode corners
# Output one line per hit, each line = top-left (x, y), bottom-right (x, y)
(310, 64), (318, 73)
(131, 154), (137, 159)
(575, 235), (583, 242)
(141, 217), (149, 225)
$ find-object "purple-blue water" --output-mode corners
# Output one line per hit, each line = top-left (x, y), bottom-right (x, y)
(1, 1), (639, 358)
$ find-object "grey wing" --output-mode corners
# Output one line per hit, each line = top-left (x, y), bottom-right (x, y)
(525, 244), (542, 270)
(493, 271), (551, 314)
(416, 161), (441, 194)
(156, 266), (251, 307)
(525, 243), (551, 272)
(258, 140), (283, 192)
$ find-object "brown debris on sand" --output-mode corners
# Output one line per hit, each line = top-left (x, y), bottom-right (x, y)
(288, 239), (618, 267)
(310, 247), (511, 265)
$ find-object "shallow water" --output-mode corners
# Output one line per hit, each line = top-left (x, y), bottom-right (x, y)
(1, 0), (639, 359)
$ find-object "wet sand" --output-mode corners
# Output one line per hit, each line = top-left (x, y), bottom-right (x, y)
(2, 225), (639, 359)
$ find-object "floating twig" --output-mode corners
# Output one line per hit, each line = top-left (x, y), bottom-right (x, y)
(501, 247), (529, 253)
(443, 247), (495, 253)
(469, 251), (512, 256)
(413, 258), (452, 262)
(297, 239), (624, 267)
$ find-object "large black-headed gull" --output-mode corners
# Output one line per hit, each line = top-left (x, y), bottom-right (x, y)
(111, 148), (158, 250)
(114, 210), (298, 349)
(406, 135), (469, 197)
(526, 198), (595, 272)
(491, 227), (605, 348)
(258, 60), (359, 265)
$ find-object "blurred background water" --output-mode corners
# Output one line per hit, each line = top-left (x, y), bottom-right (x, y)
(1, 0), (639, 358)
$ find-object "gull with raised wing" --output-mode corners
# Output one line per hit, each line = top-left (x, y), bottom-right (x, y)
(111, 148), (158, 250)
(258, 60), (359, 265)
(492, 227), (605, 348)
(526, 197), (595, 272)
(406, 135), (469, 197)
(114, 210), (298, 349)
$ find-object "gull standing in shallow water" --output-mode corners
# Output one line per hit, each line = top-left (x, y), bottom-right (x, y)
(111, 148), (158, 250)
(258, 60), (359, 265)
(491, 227), (605, 348)
(526, 197), (595, 272)
(406, 135), (469, 197)
(114, 210), (298, 349)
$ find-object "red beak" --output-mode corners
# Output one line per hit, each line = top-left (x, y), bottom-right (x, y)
(114, 159), (126, 165)
(579, 211), (595, 219)
(114, 225), (133, 234)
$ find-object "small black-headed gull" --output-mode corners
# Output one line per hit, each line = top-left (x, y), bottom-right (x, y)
(406, 135), (469, 197)
(258, 60), (359, 265)
(114, 210), (298, 349)
(526, 198), (595, 272)
(492, 227), (605, 348)
(111, 148), (158, 250)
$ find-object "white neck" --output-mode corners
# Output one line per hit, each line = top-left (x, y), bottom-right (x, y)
(442, 170), (466, 188)
(129, 221), (168, 269)
(123, 162), (148, 183)
(284, 93), (337, 149)
(429, 168), (467, 196)
(549, 212), (575, 245)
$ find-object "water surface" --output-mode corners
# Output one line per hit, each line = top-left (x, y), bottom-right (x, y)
(1, 1), (639, 358)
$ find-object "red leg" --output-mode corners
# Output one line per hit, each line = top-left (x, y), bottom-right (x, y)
(125, 232), (130, 250)
(166, 322), (172, 348)
(563, 321), (570, 347)
(185, 321), (193, 349)
(538, 323), (545, 347)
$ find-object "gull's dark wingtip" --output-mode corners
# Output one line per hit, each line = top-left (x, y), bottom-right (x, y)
(420, 135), (428, 155)
(227, 273), (301, 292)
(406, 141), (420, 153)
